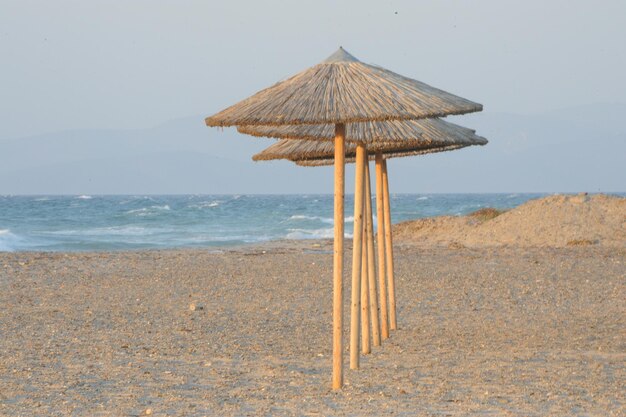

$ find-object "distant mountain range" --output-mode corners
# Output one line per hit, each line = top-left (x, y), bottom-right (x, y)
(1, 103), (624, 194)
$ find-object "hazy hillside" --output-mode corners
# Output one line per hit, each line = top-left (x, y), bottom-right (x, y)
(0, 104), (624, 194)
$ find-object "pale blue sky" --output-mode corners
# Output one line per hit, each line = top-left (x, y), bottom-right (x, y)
(2, 0), (625, 140)
(1, 1), (625, 194)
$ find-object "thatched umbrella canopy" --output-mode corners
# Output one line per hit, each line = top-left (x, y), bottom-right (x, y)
(294, 144), (471, 165)
(255, 140), (471, 163)
(250, 118), (488, 161)
(205, 47), (483, 390)
(205, 48), (482, 128)
(241, 116), (483, 145)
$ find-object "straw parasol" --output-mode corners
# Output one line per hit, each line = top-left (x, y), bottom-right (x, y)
(250, 121), (487, 361)
(206, 48), (481, 128)
(205, 47), (482, 389)
(248, 118), (487, 161)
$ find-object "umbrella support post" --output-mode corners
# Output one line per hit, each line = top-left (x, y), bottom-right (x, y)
(360, 203), (370, 354)
(365, 161), (381, 347)
(350, 143), (366, 370)
(360, 150), (371, 355)
(332, 124), (346, 390)
(382, 159), (397, 331)
(375, 153), (389, 340)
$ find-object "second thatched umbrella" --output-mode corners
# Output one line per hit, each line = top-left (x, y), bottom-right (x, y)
(249, 118), (488, 369)
(206, 47), (482, 389)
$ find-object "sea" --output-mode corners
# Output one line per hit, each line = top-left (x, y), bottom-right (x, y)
(0, 193), (595, 252)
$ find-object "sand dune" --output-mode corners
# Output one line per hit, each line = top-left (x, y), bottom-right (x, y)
(394, 193), (625, 248)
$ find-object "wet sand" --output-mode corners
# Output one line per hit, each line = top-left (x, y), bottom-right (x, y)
(0, 241), (624, 416)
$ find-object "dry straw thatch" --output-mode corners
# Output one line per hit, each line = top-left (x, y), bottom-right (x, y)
(295, 144), (473, 166)
(242, 116), (485, 145)
(252, 117), (487, 162)
(206, 48), (482, 127)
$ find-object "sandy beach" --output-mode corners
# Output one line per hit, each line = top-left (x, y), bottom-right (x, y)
(1, 236), (624, 416)
(3, 1), (626, 415)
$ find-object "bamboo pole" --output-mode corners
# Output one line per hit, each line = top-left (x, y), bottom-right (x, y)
(360, 203), (370, 354)
(365, 161), (380, 347)
(382, 159), (397, 331)
(360, 149), (370, 355)
(349, 143), (366, 370)
(375, 153), (389, 340)
(332, 124), (345, 390)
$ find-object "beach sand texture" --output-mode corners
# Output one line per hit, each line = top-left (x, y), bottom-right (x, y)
(1, 195), (625, 416)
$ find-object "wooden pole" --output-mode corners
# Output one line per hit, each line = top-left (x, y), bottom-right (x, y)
(350, 143), (366, 370)
(360, 150), (370, 355)
(382, 159), (397, 331)
(365, 161), (380, 347)
(360, 201), (370, 354)
(332, 123), (345, 390)
(375, 153), (389, 340)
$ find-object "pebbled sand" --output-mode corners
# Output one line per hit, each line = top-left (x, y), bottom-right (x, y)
(1, 241), (624, 416)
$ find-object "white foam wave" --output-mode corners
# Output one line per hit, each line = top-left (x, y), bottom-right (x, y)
(417, 196), (429, 201)
(76, 195), (92, 199)
(289, 215), (309, 220)
(181, 234), (271, 243)
(0, 229), (18, 252)
(288, 215), (333, 224)
(188, 201), (221, 209)
(42, 226), (157, 237)
(0, 229), (44, 252)
(126, 205), (171, 216)
(285, 228), (352, 240)
(289, 215), (354, 223)
(286, 228), (335, 240)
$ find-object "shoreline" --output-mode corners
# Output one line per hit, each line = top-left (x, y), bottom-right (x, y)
(2, 193), (624, 253)
(0, 238), (336, 255)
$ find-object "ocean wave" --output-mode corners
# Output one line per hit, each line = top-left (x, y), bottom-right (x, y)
(1, 194), (557, 252)
(288, 215), (354, 223)
(125, 205), (171, 216)
(188, 201), (221, 209)
(286, 228), (335, 240)
(181, 234), (271, 243)
(76, 195), (93, 199)
(288, 214), (333, 224)
(41, 226), (159, 237)
(285, 228), (353, 240)
(0, 229), (18, 252)
(119, 196), (156, 205)
(0, 229), (47, 252)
